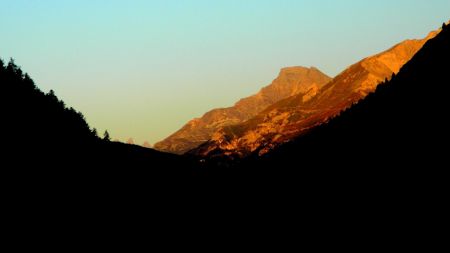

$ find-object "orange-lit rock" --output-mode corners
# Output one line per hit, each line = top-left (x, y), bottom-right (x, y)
(154, 66), (331, 154)
(191, 27), (440, 158)
(142, 141), (152, 148)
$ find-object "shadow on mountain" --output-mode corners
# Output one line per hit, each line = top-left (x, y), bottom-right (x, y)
(200, 23), (449, 190)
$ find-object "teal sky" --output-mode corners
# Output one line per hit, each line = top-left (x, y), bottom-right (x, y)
(1, 0), (449, 145)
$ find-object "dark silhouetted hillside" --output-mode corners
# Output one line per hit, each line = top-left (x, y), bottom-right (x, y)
(2, 59), (94, 156)
(0, 59), (199, 185)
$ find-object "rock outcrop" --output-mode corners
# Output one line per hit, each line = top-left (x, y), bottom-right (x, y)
(191, 28), (439, 158)
(154, 67), (331, 154)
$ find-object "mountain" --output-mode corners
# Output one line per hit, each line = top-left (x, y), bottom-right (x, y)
(247, 21), (450, 172)
(191, 26), (440, 158)
(194, 21), (450, 191)
(143, 141), (152, 148)
(154, 66), (331, 154)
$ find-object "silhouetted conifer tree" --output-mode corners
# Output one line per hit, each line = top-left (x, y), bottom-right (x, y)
(103, 130), (111, 141)
(23, 73), (36, 90)
(48, 89), (57, 99)
(92, 128), (98, 138)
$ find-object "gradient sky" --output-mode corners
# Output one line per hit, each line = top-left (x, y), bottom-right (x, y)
(1, 0), (449, 145)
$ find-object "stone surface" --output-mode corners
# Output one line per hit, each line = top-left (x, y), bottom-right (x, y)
(190, 28), (439, 158)
(154, 66), (331, 154)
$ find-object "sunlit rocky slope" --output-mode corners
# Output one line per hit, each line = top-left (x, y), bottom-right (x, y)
(191, 27), (440, 158)
(155, 67), (331, 154)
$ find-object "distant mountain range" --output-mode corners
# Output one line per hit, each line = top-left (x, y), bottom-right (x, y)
(160, 26), (440, 159)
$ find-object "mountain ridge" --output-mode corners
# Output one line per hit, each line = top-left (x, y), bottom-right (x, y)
(190, 25), (441, 158)
(247, 21), (450, 172)
(154, 66), (331, 154)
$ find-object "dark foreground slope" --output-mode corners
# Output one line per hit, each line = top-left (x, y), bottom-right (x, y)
(0, 60), (198, 182)
(239, 23), (450, 179)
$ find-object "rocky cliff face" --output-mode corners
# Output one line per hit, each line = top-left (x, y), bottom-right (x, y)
(154, 67), (331, 154)
(191, 29), (439, 158)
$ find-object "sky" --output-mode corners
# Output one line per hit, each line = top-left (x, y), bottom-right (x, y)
(1, 0), (449, 145)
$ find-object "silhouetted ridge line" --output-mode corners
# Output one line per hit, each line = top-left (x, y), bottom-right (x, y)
(0, 58), (198, 183)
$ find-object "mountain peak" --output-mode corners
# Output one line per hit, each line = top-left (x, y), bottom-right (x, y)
(280, 66), (310, 71)
(279, 66), (322, 75)
(154, 66), (331, 154)
(142, 141), (152, 148)
(189, 24), (440, 158)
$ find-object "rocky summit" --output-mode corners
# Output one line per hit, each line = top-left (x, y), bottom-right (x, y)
(190, 28), (440, 158)
(154, 66), (331, 154)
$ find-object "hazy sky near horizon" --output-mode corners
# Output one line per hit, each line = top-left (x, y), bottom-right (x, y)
(1, 0), (449, 145)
